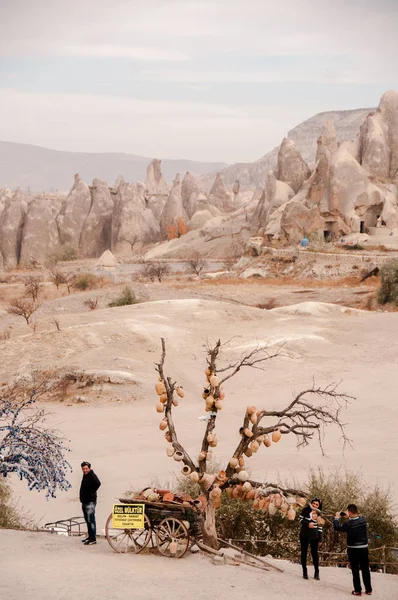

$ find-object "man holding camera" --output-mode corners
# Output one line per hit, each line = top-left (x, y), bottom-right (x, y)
(334, 504), (372, 596)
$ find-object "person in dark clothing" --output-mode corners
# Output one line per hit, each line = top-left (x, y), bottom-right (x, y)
(334, 504), (372, 596)
(298, 497), (323, 580)
(79, 461), (101, 546)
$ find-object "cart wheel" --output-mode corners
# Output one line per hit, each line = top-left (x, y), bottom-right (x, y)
(105, 513), (152, 554)
(155, 517), (189, 558)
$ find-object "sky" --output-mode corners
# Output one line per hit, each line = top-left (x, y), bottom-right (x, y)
(0, 0), (397, 163)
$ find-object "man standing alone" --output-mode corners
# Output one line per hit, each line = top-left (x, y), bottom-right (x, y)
(334, 504), (372, 596)
(80, 461), (101, 546)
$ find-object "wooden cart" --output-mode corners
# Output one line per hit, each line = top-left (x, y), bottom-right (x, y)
(105, 497), (201, 558)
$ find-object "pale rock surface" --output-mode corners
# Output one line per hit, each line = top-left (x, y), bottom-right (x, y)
(274, 138), (311, 194)
(80, 179), (114, 257)
(378, 90), (398, 181)
(56, 174), (92, 249)
(111, 181), (160, 253)
(20, 196), (62, 265)
(181, 172), (199, 218)
(359, 112), (389, 179)
(0, 189), (26, 268)
(315, 120), (338, 162)
(159, 174), (188, 239)
(145, 159), (169, 195)
(146, 196), (166, 221)
(188, 209), (214, 230)
(209, 173), (235, 212)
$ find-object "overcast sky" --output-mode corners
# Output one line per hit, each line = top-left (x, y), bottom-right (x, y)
(0, 0), (397, 163)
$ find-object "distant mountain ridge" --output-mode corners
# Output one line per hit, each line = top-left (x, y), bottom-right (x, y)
(0, 141), (228, 192)
(198, 107), (375, 190)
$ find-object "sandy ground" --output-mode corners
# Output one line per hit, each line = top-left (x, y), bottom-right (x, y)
(2, 297), (396, 533)
(1, 530), (397, 600)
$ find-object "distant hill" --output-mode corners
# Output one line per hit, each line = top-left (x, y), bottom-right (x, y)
(0, 141), (229, 192)
(198, 107), (374, 190)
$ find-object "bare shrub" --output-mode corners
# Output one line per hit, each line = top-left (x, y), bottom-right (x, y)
(24, 277), (41, 302)
(377, 259), (398, 305)
(187, 252), (206, 276)
(256, 298), (277, 310)
(50, 270), (67, 290)
(7, 298), (41, 325)
(73, 273), (102, 291)
(139, 261), (170, 282)
(83, 298), (99, 310)
(0, 331), (11, 341)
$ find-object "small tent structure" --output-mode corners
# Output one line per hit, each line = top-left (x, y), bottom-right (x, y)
(95, 249), (118, 268)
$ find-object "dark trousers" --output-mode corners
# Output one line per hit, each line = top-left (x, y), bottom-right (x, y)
(300, 533), (319, 572)
(82, 502), (97, 541)
(347, 547), (372, 593)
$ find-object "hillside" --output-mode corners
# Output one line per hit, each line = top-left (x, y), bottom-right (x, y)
(198, 107), (374, 189)
(0, 141), (228, 192)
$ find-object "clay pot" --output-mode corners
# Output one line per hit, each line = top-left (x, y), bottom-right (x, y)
(253, 498), (260, 510)
(317, 517), (325, 527)
(244, 428), (253, 438)
(247, 489), (256, 500)
(159, 419), (168, 431)
(201, 473), (216, 490)
(251, 440), (260, 453)
(142, 488), (153, 499)
(182, 520), (191, 530)
(205, 367), (211, 377)
(198, 451), (206, 461)
(242, 481), (252, 493)
(250, 413), (258, 425)
(155, 381), (165, 395)
(164, 431), (172, 443)
(215, 470), (227, 484)
(209, 486), (222, 500)
(156, 402), (164, 413)
(205, 396), (215, 409)
(229, 457), (239, 469)
(257, 435), (264, 444)
(166, 445), (175, 457)
(246, 405), (256, 415)
(219, 389), (225, 400)
(272, 428), (282, 443)
(148, 492), (160, 502)
(281, 501), (289, 516)
(226, 487), (233, 499)
(207, 433), (215, 444)
(163, 492), (175, 502)
(209, 436), (218, 448)
(296, 496), (307, 507)
(268, 502), (277, 516)
(172, 397), (179, 407)
(202, 391), (209, 400)
(209, 375), (219, 387)
(238, 457), (245, 467)
(287, 508), (296, 521)
(181, 465), (191, 476)
(237, 470), (249, 482)
(169, 541), (178, 555)
(173, 451), (184, 462)
(263, 435), (271, 448)
(259, 498), (266, 510)
(232, 486), (240, 499)
(189, 471), (199, 483)
(206, 451), (212, 460)
(263, 496), (270, 509)
(159, 393), (168, 403)
(176, 387), (185, 398)
(215, 400), (223, 410)
(274, 494), (282, 507)
(244, 447), (253, 457)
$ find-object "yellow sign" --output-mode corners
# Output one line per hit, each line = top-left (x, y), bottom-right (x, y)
(112, 504), (145, 529)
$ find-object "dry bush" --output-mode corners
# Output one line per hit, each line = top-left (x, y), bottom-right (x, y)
(187, 252), (206, 276)
(256, 298), (277, 310)
(139, 261), (170, 283)
(24, 277), (41, 301)
(46, 245), (78, 266)
(108, 286), (139, 307)
(83, 298), (99, 310)
(166, 217), (188, 240)
(377, 259), (398, 306)
(73, 273), (102, 291)
(7, 298), (41, 324)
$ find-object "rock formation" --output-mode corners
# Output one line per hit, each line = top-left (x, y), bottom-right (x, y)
(56, 174), (92, 249)
(209, 173), (235, 212)
(159, 174), (188, 239)
(274, 138), (311, 194)
(20, 197), (62, 265)
(145, 159), (169, 195)
(79, 179), (114, 258)
(0, 189), (26, 268)
(316, 120), (338, 162)
(181, 172), (199, 219)
(111, 181), (160, 253)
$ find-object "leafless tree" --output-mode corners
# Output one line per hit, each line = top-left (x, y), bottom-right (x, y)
(25, 277), (41, 302)
(155, 338), (353, 549)
(83, 298), (99, 310)
(223, 233), (245, 271)
(187, 252), (206, 276)
(7, 298), (41, 325)
(50, 270), (67, 290)
(140, 261), (170, 283)
(52, 318), (61, 332)
(64, 273), (75, 294)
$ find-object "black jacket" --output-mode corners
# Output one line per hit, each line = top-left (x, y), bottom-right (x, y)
(79, 470), (101, 504)
(299, 505), (323, 541)
(333, 515), (368, 548)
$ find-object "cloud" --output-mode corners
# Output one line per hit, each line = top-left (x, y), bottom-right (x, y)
(62, 45), (188, 62)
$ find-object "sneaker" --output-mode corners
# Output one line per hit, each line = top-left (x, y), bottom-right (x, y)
(314, 572), (320, 581)
(352, 593), (362, 597)
(83, 539), (97, 545)
(303, 573), (309, 580)
(81, 537), (89, 543)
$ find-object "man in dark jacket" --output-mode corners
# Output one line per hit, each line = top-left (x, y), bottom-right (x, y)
(80, 461), (101, 546)
(334, 504), (372, 596)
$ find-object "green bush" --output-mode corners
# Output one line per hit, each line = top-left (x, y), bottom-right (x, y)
(377, 259), (398, 305)
(73, 273), (102, 291)
(342, 244), (364, 251)
(108, 286), (139, 307)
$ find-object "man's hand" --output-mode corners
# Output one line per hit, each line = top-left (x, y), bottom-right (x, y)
(308, 523), (316, 529)
(335, 512), (341, 518)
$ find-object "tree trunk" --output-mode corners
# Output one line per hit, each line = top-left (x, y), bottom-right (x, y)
(202, 498), (219, 549)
